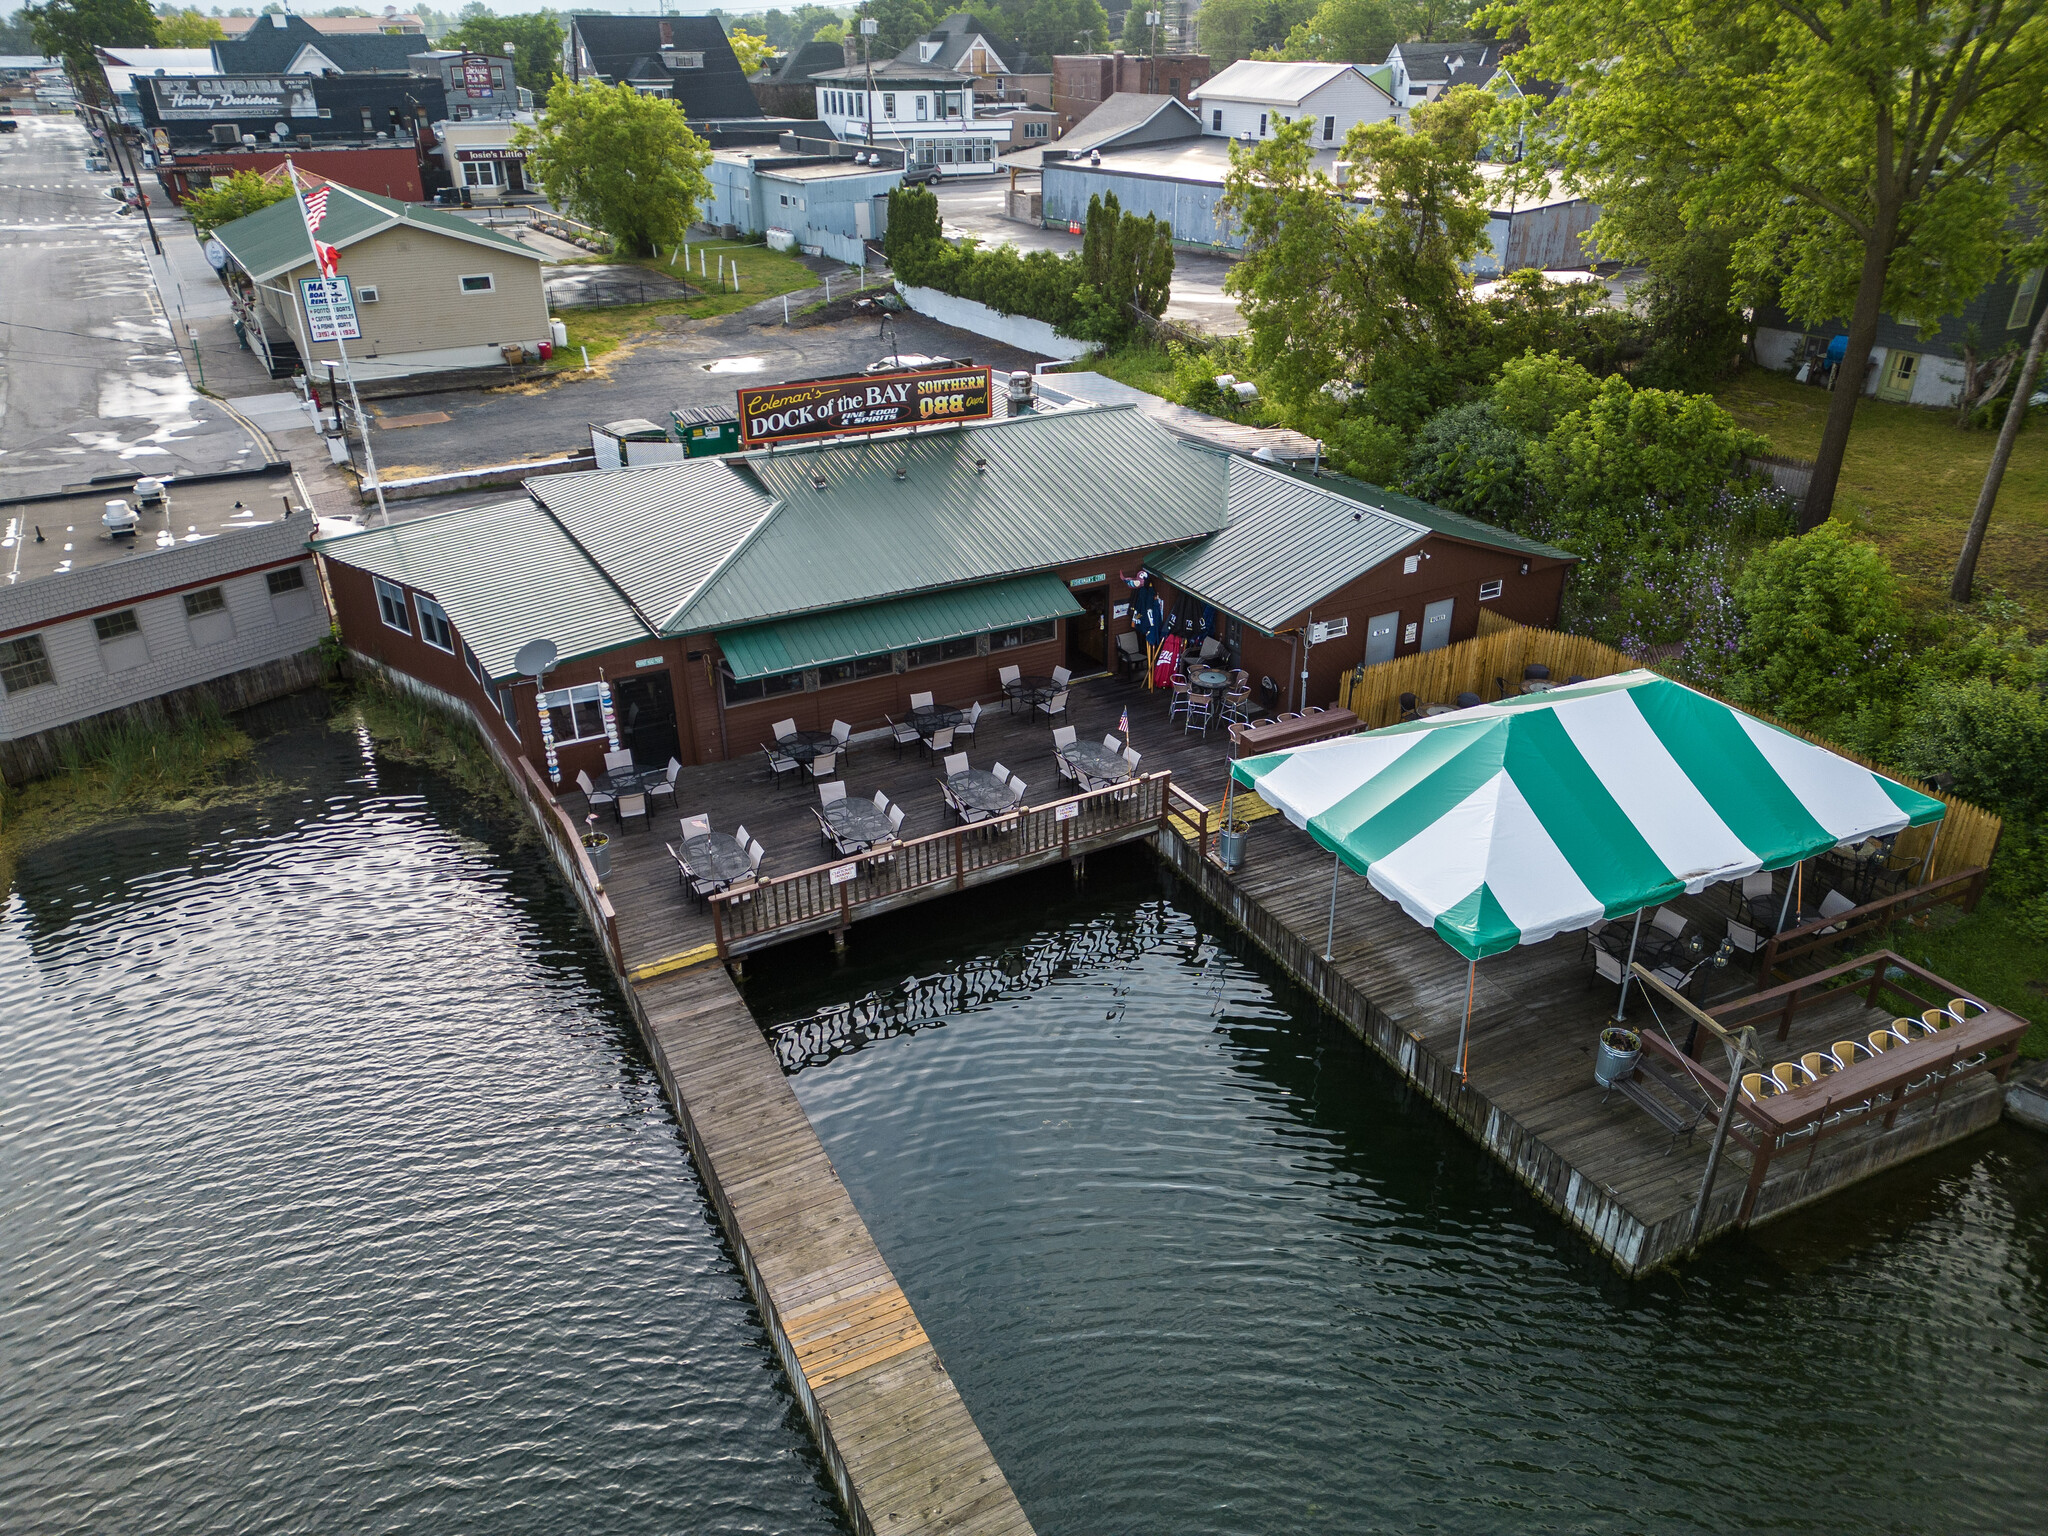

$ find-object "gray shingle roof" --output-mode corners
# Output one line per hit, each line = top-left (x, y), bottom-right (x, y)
(211, 16), (421, 74)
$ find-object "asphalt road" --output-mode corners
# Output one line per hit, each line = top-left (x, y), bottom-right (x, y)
(0, 117), (262, 500)
(933, 177), (1244, 334)
(362, 299), (1050, 477)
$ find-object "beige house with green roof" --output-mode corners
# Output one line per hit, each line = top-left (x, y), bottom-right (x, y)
(211, 182), (550, 379)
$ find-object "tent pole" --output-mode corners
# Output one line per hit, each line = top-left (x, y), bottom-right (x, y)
(1323, 852), (1340, 960)
(1456, 957), (1476, 1082)
(1775, 865), (1798, 934)
(1613, 910), (1644, 1022)
(1916, 824), (1942, 886)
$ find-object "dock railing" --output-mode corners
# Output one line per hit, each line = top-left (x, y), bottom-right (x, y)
(709, 772), (1172, 955)
(1757, 867), (1987, 978)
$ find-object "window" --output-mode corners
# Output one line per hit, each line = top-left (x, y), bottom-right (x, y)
(1259, 113), (1268, 135)
(906, 635), (977, 669)
(461, 159), (501, 188)
(0, 634), (54, 693)
(916, 95), (929, 121)
(1211, 108), (1221, 130)
(463, 643), (486, 684)
(883, 91), (896, 118)
(1323, 114), (1335, 141)
(266, 566), (306, 596)
(1479, 579), (1504, 601)
(1409, 85), (1428, 96)
(182, 587), (226, 618)
(539, 682), (608, 743)
(1169, 77), (1179, 93)
(818, 652), (893, 687)
(1024, 121), (1047, 139)
(1402, 554), (1421, 576)
(415, 595), (455, 653)
(375, 578), (411, 633)
(458, 273), (495, 294)
(2011, 266), (2044, 330)
(497, 686), (520, 739)
(990, 620), (1056, 650)
(94, 608), (140, 642)
(722, 668), (804, 706)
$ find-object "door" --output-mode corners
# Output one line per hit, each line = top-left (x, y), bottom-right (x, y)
(1878, 350), (1919, 402)
(1364, 610), (1399, 667)
(1069, 586), (1109, 668)
(1420, 598), (1454, 653)
(611, 671), (679, 766)
(505, 158), (525, 194)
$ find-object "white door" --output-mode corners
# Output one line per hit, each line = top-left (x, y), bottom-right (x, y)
(1421, 598), (1454, 653)
(1365, 610), (1399, 667)
(854, 200), (870, 239)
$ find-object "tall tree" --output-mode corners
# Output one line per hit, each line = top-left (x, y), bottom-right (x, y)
(444, 11), (565, 95)
(726, 25), (774, 74)
(153, 8), (224, 45)
(1277, 0), (1399, 63)
(1218, 90), (1496, 405)
(512, 79), (713, 256)
(1952, 238), (2048, 600)
(1195, 0), (1311, 62)
(859, 0), (937, 54)
(23, 0), (158, 84)
(1495, 0), (2048, 530)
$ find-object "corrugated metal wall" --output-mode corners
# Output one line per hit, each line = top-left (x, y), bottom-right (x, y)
(1042, 166), (1237, 251)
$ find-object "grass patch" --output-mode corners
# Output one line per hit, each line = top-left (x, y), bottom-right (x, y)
(1088, 340), (1179, 397)
(1714, 370), (2048, 626)
(547, 241), (823, 372)
(0, 699), (263, 878)
(1884, 890), (2048, 1059)
(335, 673), (526, 828)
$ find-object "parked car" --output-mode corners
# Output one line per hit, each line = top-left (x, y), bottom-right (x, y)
(903, 163), (942, 186)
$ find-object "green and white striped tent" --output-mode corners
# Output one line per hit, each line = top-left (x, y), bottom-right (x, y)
(1231, 670), (1947, 965)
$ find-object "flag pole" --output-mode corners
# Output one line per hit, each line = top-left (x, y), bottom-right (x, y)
(286, 158), (388, 527)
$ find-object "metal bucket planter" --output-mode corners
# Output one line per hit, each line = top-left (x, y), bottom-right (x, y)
(1594, 1026), (1642, 1088)
(581, 831), (612, 883)
(1217, 820), (1250, 871)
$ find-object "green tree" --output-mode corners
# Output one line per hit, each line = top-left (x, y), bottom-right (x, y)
(444, 11), (565, 95)
(727, 25), (774, 73)
(1196, 0), (1311, 63)
(813, 20), (846, 43)
(1491, 348), (1598, 435)
(153, 7), (223, 44)
(181, 168), (293, 237)
(1725, 522), (1910, 744)
(1495, 0), (2048, 531)
(1076, 189), (1175, 336)
(1218, 91), (1496, 408)
(1009, 0), (1108, 60)
(883, 183), (943, 266)
(860, 0), (936, 53)
(23, 0), (157, 84)
(1119, 2), (1158, 49)
(1277, 0), (1398, 63)
(513, 79), (713, 256)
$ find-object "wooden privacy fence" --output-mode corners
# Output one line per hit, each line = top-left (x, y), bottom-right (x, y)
(1334, 613), (2002, 884)
(710, 773), (1171, 955)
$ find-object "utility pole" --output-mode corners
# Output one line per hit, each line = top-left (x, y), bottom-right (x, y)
(860, 13), (877, 148)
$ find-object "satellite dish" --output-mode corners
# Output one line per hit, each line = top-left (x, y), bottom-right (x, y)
(273, 121), (291, 138)
(513, 638), (558, 681)
(204, 238), (229, 271)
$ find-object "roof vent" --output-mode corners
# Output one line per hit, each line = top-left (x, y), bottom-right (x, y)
(1090, 149), (1101, 164)
(894, 464), (907, 480)
(974, 456), (988, 475)
(810, 472), (828, 490)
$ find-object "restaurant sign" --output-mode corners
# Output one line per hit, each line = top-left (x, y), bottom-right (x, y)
(735, 365), (994, 447)
(461, 54), (497, 97)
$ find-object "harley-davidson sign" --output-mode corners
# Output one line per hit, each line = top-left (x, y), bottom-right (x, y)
(736, 365), (994, 446)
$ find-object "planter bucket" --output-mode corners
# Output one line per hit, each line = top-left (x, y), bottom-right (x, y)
(582, 834), (611, 883)
(1594, 1027), (1642, 1089)
(1217, 820), (1250, 871)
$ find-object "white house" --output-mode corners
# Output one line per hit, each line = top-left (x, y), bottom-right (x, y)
(811, 60), (1002, 178)
(1189, 59), (1397, 158)
(1382, 41), (1526, 127)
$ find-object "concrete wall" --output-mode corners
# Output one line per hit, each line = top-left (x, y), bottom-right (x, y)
(0, 516), (326, 752)
(894, 281), (1099, 359)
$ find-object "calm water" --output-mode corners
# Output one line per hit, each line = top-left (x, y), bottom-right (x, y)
(767, 857), (2048, 1535)
(0, 705), (844, 1535)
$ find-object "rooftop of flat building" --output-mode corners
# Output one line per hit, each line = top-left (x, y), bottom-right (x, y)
(2, 467), (303, 587)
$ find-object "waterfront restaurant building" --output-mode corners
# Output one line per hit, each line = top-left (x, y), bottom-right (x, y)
(314, 406), (1573, 786)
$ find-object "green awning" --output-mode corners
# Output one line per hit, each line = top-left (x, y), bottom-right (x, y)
(718, 573), (1085, 681)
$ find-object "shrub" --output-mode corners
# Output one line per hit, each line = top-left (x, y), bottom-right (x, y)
(1401, 399), (1532, 524)
(1492, 350), (1600, 436)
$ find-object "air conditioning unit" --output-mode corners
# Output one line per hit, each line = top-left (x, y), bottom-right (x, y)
(210, 123), (239, 145)
(357, 285), (380, 303)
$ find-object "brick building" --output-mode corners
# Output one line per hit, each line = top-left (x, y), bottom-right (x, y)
(1050, 49), (1208, 134)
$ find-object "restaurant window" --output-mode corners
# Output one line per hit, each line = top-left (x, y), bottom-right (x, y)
(266, 566), (305, 596)
(989, 619), (1056, 650)
(415, 595), (456, 653)
(374, 577), (411, 633)
(463, 643), (486, 685)
(906, 635), (978, 669)
(1479, 579), (1504, 601)
(722, 667), (804, 706)
(182, 587), (226, 618)
(539, 682), (608, 744)
(462, 159), (501, 188)
(496, 686), (520, 739)
(0, 633), (54, 693)
(818, 652), (893, 687)
(94, 608), (141, 642)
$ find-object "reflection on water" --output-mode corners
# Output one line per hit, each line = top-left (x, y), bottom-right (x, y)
(0, 701), (845, 1535)
(778, 856), (2048, 1536)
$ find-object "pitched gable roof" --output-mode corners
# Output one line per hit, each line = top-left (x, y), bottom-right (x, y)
(211, 182), (536, 283)
(566, 15), (761, 118)
(1193, 59), (1386, 108)
(1002, 90), (1197, 169)
(211, 16), (420, 74)
(1388, 40), (1507, 90)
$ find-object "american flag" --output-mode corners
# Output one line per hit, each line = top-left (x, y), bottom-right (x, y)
(303, 185), (328, 231)
(1117, 707), (1129, 738)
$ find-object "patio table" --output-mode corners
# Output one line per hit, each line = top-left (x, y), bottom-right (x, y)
(910, 705), (964, 735)
(1519, 679), (1558, 694)
(595, 764), (669, 798)
(779, 729), (838, 764)
(1003, 676), (1055, 711)
(1060, 741), (1131, 786)
(1188, 667), (1234, 693)
(1419, 702), (1458, 717)
(823, 798), (893, 849)
(682, 832), (752, 888)
(949, 769), (1017, 817)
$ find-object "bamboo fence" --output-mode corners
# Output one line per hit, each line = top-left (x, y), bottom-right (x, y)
(1334, 612), (2001, 884)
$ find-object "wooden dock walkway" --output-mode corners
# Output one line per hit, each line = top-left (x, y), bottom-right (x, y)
(628, 963), (1033, 1536)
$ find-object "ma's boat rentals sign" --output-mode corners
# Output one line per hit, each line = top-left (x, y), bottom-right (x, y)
(736, 365), (993, 447)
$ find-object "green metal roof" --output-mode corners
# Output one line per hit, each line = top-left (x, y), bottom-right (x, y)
(313, 498), (652, 680)
(668, 406), (1229, 635)
(212, 182), (537, 283)
(1275, 464), (1577, 563)
(528, 458), (775, 631)
(718, 573), (1082, 681)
